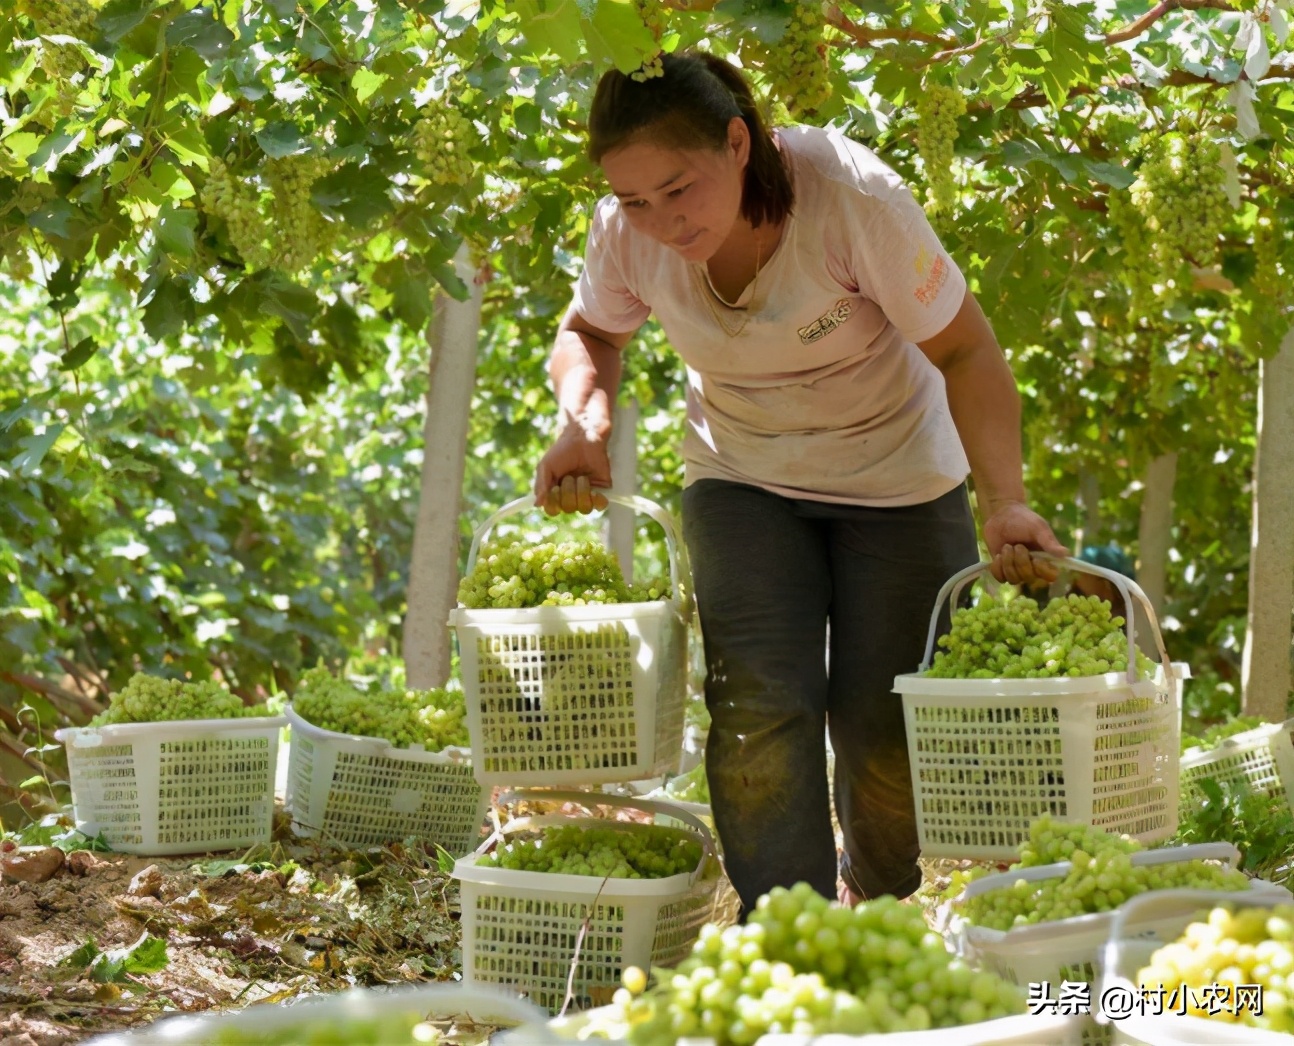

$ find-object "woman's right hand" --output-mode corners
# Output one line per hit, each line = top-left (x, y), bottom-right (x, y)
(533, 419), (613, 515)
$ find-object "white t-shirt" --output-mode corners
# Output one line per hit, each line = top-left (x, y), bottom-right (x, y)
(570, 124), (971, 507)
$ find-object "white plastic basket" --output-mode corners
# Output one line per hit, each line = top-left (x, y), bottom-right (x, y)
(1097, 888), (1294, 1045)
(453, 788), (723, 1015)
(82, 981), (549, 1045)
(1179, 718), (1294, 820)
(449, 494), (690, 788)
(283, 707), (488, 852)
(541, 1007), (1084, 1044)
(55, 716), (286, 856)
(893, 557), (1181, 861)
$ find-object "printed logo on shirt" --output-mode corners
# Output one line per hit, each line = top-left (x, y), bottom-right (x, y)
(913, 247), (949, 306)
(797, 298), (854, 344)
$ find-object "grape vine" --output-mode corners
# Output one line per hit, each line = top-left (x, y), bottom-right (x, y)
(915, 82), (966, 215)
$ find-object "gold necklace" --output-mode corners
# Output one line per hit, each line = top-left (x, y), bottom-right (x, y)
(695, 233), (763, 339)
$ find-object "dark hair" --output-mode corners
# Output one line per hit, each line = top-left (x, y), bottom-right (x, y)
(587, 51), (793, 230)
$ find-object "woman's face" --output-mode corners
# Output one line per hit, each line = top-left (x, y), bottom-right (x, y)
(599, 116), (749, 263)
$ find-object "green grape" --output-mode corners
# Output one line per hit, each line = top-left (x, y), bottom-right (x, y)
(1107, 189), (1161, 319)
(952, 815), (1253, 931)
(915, 82), (966, 215)
(1252, 210), (1290, 308)
(411, 105), (476, 187)
(292, 665), (470, 750)
(1137, 903), (1294, 1032)
(744, 3), (831, 117)
(628, 2), (666, 83)
(209, 1009), (443, 1044)
(1130, 131), (1232, 273)
(1181, 714), (1268, 754)
(91, 673), (273, 725)
(456, 538), (670, 610)
(266, 155), (336, 273)
(18, 0), (97, 79)
(475, 824), (704, 880)
(924, 590), (1156, 680)
(201, 158), (271, 270)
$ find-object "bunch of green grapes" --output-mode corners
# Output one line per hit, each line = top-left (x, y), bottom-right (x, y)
(1181, 715), (1268, 754)
(1130, 131), (1232, 271)
(614, 887), (1023, 1045)
(266, 155), (335, 273)
(210, 1009), (443, 1044)
(411, 106), (476, 187)
(457, 539), (670, 609)
(915, 83), (966, 215)
(925, 590), (1157, 679)
(951, 816), (1251, 931)
(19, 0), (97, 78)
(746, 3), (831, 117)
(663, 763), (710, 805)
(1107, 188), (1161, 317)
(201, 158), (270, 270)
(92, 673), (273, 725)
(1137, 903), (1294, 1032)
(1253, 210), (1290, 307)
(629, 1), (666, 83)
(291, 665), (470, 750)
(475, 824), (703, 879)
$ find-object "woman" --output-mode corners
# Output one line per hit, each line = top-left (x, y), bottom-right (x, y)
(532, 52), (1067, 912)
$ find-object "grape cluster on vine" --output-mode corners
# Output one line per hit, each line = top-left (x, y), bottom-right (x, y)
(292, 665), (470, 751)
(604, 886), (1023, 1044)
(915, 82), (966, 215)
(411, 106), (476, 187)
(475, 823), (703, 879)
(92, 673), (273, 725)
(925, 590), (1156, 679)
(18, 0), (97, 80)
(266, 155), (336, 274)
(457, 538), (670, 609)
(1253, 210), (1290, 308)
(948, 815), (1252, 931)
(201, 158), (270, 270)
(744, 3), (831, 117)
(1138, 904), (1294, 1032)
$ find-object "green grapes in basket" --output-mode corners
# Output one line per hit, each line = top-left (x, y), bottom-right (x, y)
(206, 1010), (443, 1045)
(292, 665), (469, 751)
(925, 590), (1157, 679)
(91, 672), (274, 725)
(458, 538), (670, 609)
(476, 824), (703, 880)
(946, 815), (1252, 931)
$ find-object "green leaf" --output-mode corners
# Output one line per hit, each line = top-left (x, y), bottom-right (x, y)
(256, 122), (308, 159)
(14, 424), (66, 476)
(91, 933), (170, 982)
(141, 277), (194, 341)
(583, 0), (659, 72)
(60, 336), (98, 371)
(261, 276), (320, 341)
(164, 125), (210, 168)
(96, 0), (150, 43)
(515, 0), (585, 65)
(61, 940), (101, 971)
(1037, 2), (1098, 110)
(351, 67), (388, 105)
(166, 10), (234, 61)
(714, 0), (791, 45)
(26, 199), (79, 238)
(311, 164), (393, 229)
(156, 206), (198, 257)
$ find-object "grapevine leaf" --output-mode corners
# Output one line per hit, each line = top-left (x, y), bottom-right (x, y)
(515, 1), (585, 65)
(582, 2), (658, 73)
(59, 337), (99, 371)
(91, 933), (170, 982)
(713, 0), (791, 45)
(141, 277), (195, 341)
(256, 122), (309, 159)
(156, 206), (198, 258)
(13, 425), (66, 476)
(61, 940), (101, 971)
(260, 276), (320, 341)
(311, 164), (394, 228)
(166, 9), (235, 61)
(1037, 2), (1099, 110)
(351, 68), (388, 104)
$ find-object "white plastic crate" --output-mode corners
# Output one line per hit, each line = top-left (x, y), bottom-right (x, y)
(1179, 718), (1294, 820)
(893, 558), (1182, 861)
(83, 981), (549, 1044)
(453, 789), (724, 1015)
(449, 494), (690, 788)
(284, 707), (488, 852)
(55, 716), (285, 856)
(951, 844), (1290, 1046)
(1097, 888), (1294, 1045)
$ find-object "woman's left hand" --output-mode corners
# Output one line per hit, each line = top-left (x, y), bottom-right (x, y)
(982, 501), (1070, 585)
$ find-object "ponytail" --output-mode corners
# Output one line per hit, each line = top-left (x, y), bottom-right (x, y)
(588, 51), (794, 229)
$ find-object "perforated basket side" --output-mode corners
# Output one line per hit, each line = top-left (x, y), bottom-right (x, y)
(285, 710), (487, 852)
(1179, 721), (1294, 819)
(1086, 687), (1179, 842)
(452, 602), (687, 788)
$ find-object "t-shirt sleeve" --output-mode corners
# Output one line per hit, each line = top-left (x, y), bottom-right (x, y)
(569, 197), (652, 334)
(837, 164), (967, 345)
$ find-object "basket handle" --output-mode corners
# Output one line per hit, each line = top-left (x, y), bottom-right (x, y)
(919, 554), (1173, 689)
(485, 787), (718, 867)
(465, 492), (687, 610)
(957, 841), (1241, 902)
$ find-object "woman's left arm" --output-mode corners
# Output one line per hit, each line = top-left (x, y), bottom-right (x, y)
(918, 289), (1069, 585)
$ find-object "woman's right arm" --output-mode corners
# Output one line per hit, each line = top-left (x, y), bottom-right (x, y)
(533, 307), (638, 515)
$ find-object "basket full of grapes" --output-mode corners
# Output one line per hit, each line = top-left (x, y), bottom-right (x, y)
(1179, 717), (1294, 824)
(55, 673), (286, 856)
(449, 493), (689, 788)
(453, 789), (726, 1015)
(1096, 889), (1294, 1044)
(284, 667), (488, 852)
(893, 556), (1182, 861)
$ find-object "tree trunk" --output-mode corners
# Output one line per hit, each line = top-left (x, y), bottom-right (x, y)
(1242, 325), (1294, 722)
(403, 247), (485, 689)
(603, 398), (639, 583)
(1137, 452), (1177, 617)
(1078, 467), (1101, 547)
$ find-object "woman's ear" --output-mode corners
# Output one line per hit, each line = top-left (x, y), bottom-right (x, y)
(727, 114), (751, 167)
